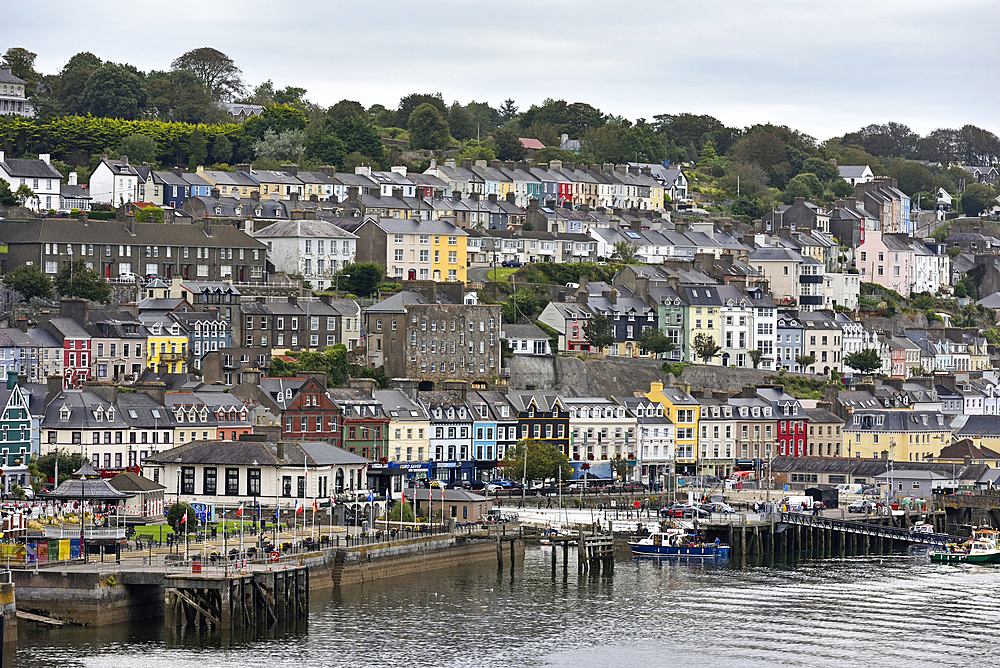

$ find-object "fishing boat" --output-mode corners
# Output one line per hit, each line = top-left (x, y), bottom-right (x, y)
(628, 528), (730, 559)
(930, 529), (1000, 564)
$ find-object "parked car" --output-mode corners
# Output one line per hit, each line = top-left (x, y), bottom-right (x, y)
(144, 273), (167, 283)
(501, 260), (524, 268)
(848, 499), (874, 514)
(118, 271), (139, 282)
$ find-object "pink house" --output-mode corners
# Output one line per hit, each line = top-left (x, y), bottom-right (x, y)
(856, 231), (914, 297)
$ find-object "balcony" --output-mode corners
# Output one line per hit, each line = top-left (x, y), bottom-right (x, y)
(160, 352), (186, 362)
(799, 274), (823, 284)
(800, 295), (824, 306)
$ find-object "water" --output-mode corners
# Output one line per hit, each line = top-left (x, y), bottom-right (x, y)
(11, 547), (1000, 668)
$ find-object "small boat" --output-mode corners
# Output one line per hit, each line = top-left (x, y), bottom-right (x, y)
(628, 528), (730, 559)
(909, 522), (934, 545)
(931, 529), (1000, 564)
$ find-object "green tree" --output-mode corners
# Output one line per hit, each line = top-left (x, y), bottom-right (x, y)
(494, 127), (526, 161)
(171, 47), (245, 101)
(796, 354), (816, 371)
(144, 69), (221, 124)
(338, 263), (384, 298)
(447, 103), (477, 141)
(186, 129), (208, 168)
(500, 439), (572, 486)
(407, 103), (450, 150)
(582, 313), (615, 351)
(961, 183), (996, 217)
(396, 93), (447, 128)
(637, 327), (676, 356)
(954, 281), (967, 298)
(387, 499), (415, 522)
(253, 128), (306, 163)
(693, 333), (721, 363)
(3, 264), (53, 301)
(54, 259), (112, 303)
(0, 179), (16, 206)
(830, 179), (855, 197)
(612, 240), (641, 264)
(498, 98), (519, 123)
(211, 134), (233, 164)
(14, 184), (35, 207)
(748, 349), (764, 369)
(80, 64), (147, 120)
(167, 502), (198, 533)
(117, 133), (158, 165)
(135, 206), (164, 224)
(328, 99), (369, 122)
(844, 348), (882, 375)
(31, 451), (82, 486)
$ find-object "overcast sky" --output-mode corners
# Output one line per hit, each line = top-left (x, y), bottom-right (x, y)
(5, 0), (998, 140)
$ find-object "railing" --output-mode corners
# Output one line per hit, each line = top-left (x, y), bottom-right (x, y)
(43, 527), (126, 539)
(777, 512), (961, 547)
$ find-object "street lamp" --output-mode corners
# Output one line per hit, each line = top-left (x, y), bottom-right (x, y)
(334, 274), (351, 295)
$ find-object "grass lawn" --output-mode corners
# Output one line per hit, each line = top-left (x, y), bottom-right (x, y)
(132, 519), (292, 541)
(487, 267), (518, 282)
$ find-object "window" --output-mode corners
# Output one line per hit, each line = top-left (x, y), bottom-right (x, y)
(226, 468), (239, 495)
(203, 468), (217, 495)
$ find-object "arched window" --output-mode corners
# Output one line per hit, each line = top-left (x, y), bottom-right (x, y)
(335, 468), (344, 492)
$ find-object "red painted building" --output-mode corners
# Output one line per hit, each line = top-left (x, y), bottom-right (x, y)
(281, 377), (342, 445)
(48, 317), (92, 389)
(757, 387), (808, 458)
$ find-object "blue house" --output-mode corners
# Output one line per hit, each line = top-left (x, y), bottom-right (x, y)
(0, 328), (41, 383)
(169, 310), (232, 371)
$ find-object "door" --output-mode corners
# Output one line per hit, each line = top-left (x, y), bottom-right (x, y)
(408, 269), (416, 280)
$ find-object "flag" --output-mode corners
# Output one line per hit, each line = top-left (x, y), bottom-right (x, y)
(237, 503), (244, 517)
(181, 511), (187, 525)
(295, 499), (303, 515)
(330, 495), (336, 507)
(401, 488), (405, 504)
(312, 498), (319, 512)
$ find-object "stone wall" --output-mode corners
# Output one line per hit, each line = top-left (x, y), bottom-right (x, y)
(11, 570), (163, 626)
(509, 355), (824, 398)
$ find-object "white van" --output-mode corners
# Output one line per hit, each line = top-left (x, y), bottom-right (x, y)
(779, 495), (813, 511)
(836, 483), (863, 495)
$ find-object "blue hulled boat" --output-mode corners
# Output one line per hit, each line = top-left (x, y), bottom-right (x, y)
(628, 529), (730, 559)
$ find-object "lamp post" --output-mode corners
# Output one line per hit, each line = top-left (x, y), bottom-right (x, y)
(334, 273), (351, 296)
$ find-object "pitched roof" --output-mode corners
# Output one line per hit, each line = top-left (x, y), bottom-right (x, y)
(1, 158), (62, 180)
(254, 219), (358, 239)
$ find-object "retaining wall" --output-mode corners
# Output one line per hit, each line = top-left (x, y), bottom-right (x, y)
(11, 570), (163, 626)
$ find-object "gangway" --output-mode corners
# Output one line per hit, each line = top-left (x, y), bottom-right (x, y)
(778, 512), (964, 547)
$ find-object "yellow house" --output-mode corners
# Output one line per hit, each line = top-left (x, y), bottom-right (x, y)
(645, 381), (700, 474)
(432, 229), (468, 283)
(142, 316), (188, 374)
(682, 286), (722, 365)
(194, 166), (260, 199)
(375, 389), (431, 467)
(254, 170), (304, 201)
(841, 410), (950, 462)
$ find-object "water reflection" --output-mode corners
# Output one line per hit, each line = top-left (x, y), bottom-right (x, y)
(12, 547), (1000, 668)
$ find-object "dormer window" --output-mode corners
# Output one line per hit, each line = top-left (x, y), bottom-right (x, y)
(106, 408), (114, 421)
(94, 409), (103, 422)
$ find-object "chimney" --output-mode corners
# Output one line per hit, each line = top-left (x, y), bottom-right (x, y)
(635, 276), (650, 304)
(550, 160), (562, 171)
(287, 294), (298, 306)
(442, 380), (469, 401)
(474, 160), (487, 169)
(15, 318), (26, 333)
(488, 193), (497, 204)
(517, 161), (530, 171)
(211, 187), (221, 198)
(78, 211), (88, 224)
(276, 441), (284, 460)
(391, 165), (408, 177)
(565, 162), (575, 171)
(236, 164), (253, 173)
(281, 164), (298, 176)
(346, 377), (377, 398)
(445, 159), (456, 169)
(0, 150), (3, 162)
(133, 382), (166, 405)
(120, 155), (129, 166)
(126, 213), (136, 234)
(392, 187), (404, 200)
(251, 190), (260, 201)
(460, 159), (473, 170)
(38, 310), (51, 330)
(490, 160), (502, 170)
(390, 378), (419, 401)
(82, 380), (118, 405)
(68, 171), (78, 186)
(504, 161), (516, 170)
(506, 192), (516, 204)
(204, 217), (212, 236)
(40, 153), (51, 165)
(242, 369), (261, 386)
(46, 375), (63, 405)
(348, 186), (360, 202)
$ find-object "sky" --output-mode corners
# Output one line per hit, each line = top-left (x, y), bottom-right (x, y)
(4, 0), (999, 141)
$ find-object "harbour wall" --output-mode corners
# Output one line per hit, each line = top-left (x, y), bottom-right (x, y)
(8, 533), (522, 626)
(0, 582), (15, 644)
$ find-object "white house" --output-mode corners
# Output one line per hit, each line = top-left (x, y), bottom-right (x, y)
(503, 324), (552, 356)
(254, 219), (358, 292)
(0, 67), (30, 117)
(0, 152), (62, 212)
(89, 155), (140, 205)
(838, 165), (875, 186)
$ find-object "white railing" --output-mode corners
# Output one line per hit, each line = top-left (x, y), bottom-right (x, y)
(44, 527), (126, 539)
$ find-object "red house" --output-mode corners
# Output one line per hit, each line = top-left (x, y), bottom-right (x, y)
(48, 317), (92, 389)
(757, 386), (808, 458)
(281, 377), (342, 445)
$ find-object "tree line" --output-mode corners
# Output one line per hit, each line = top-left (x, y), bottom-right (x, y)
(3, 45), (1000, 217)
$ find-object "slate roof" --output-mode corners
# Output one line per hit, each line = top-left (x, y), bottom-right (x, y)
(952, 415), (1000, 437)
(110, 472), (166, 493)
(1, 158), (62, 180)
(8, 219), (266, 248)
(502, 324), (548, 339)
(843, 410), (949, 432)
(255, 219), (357, 239)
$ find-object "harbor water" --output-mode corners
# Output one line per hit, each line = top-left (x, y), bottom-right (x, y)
(10, 546), (1000, 668)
